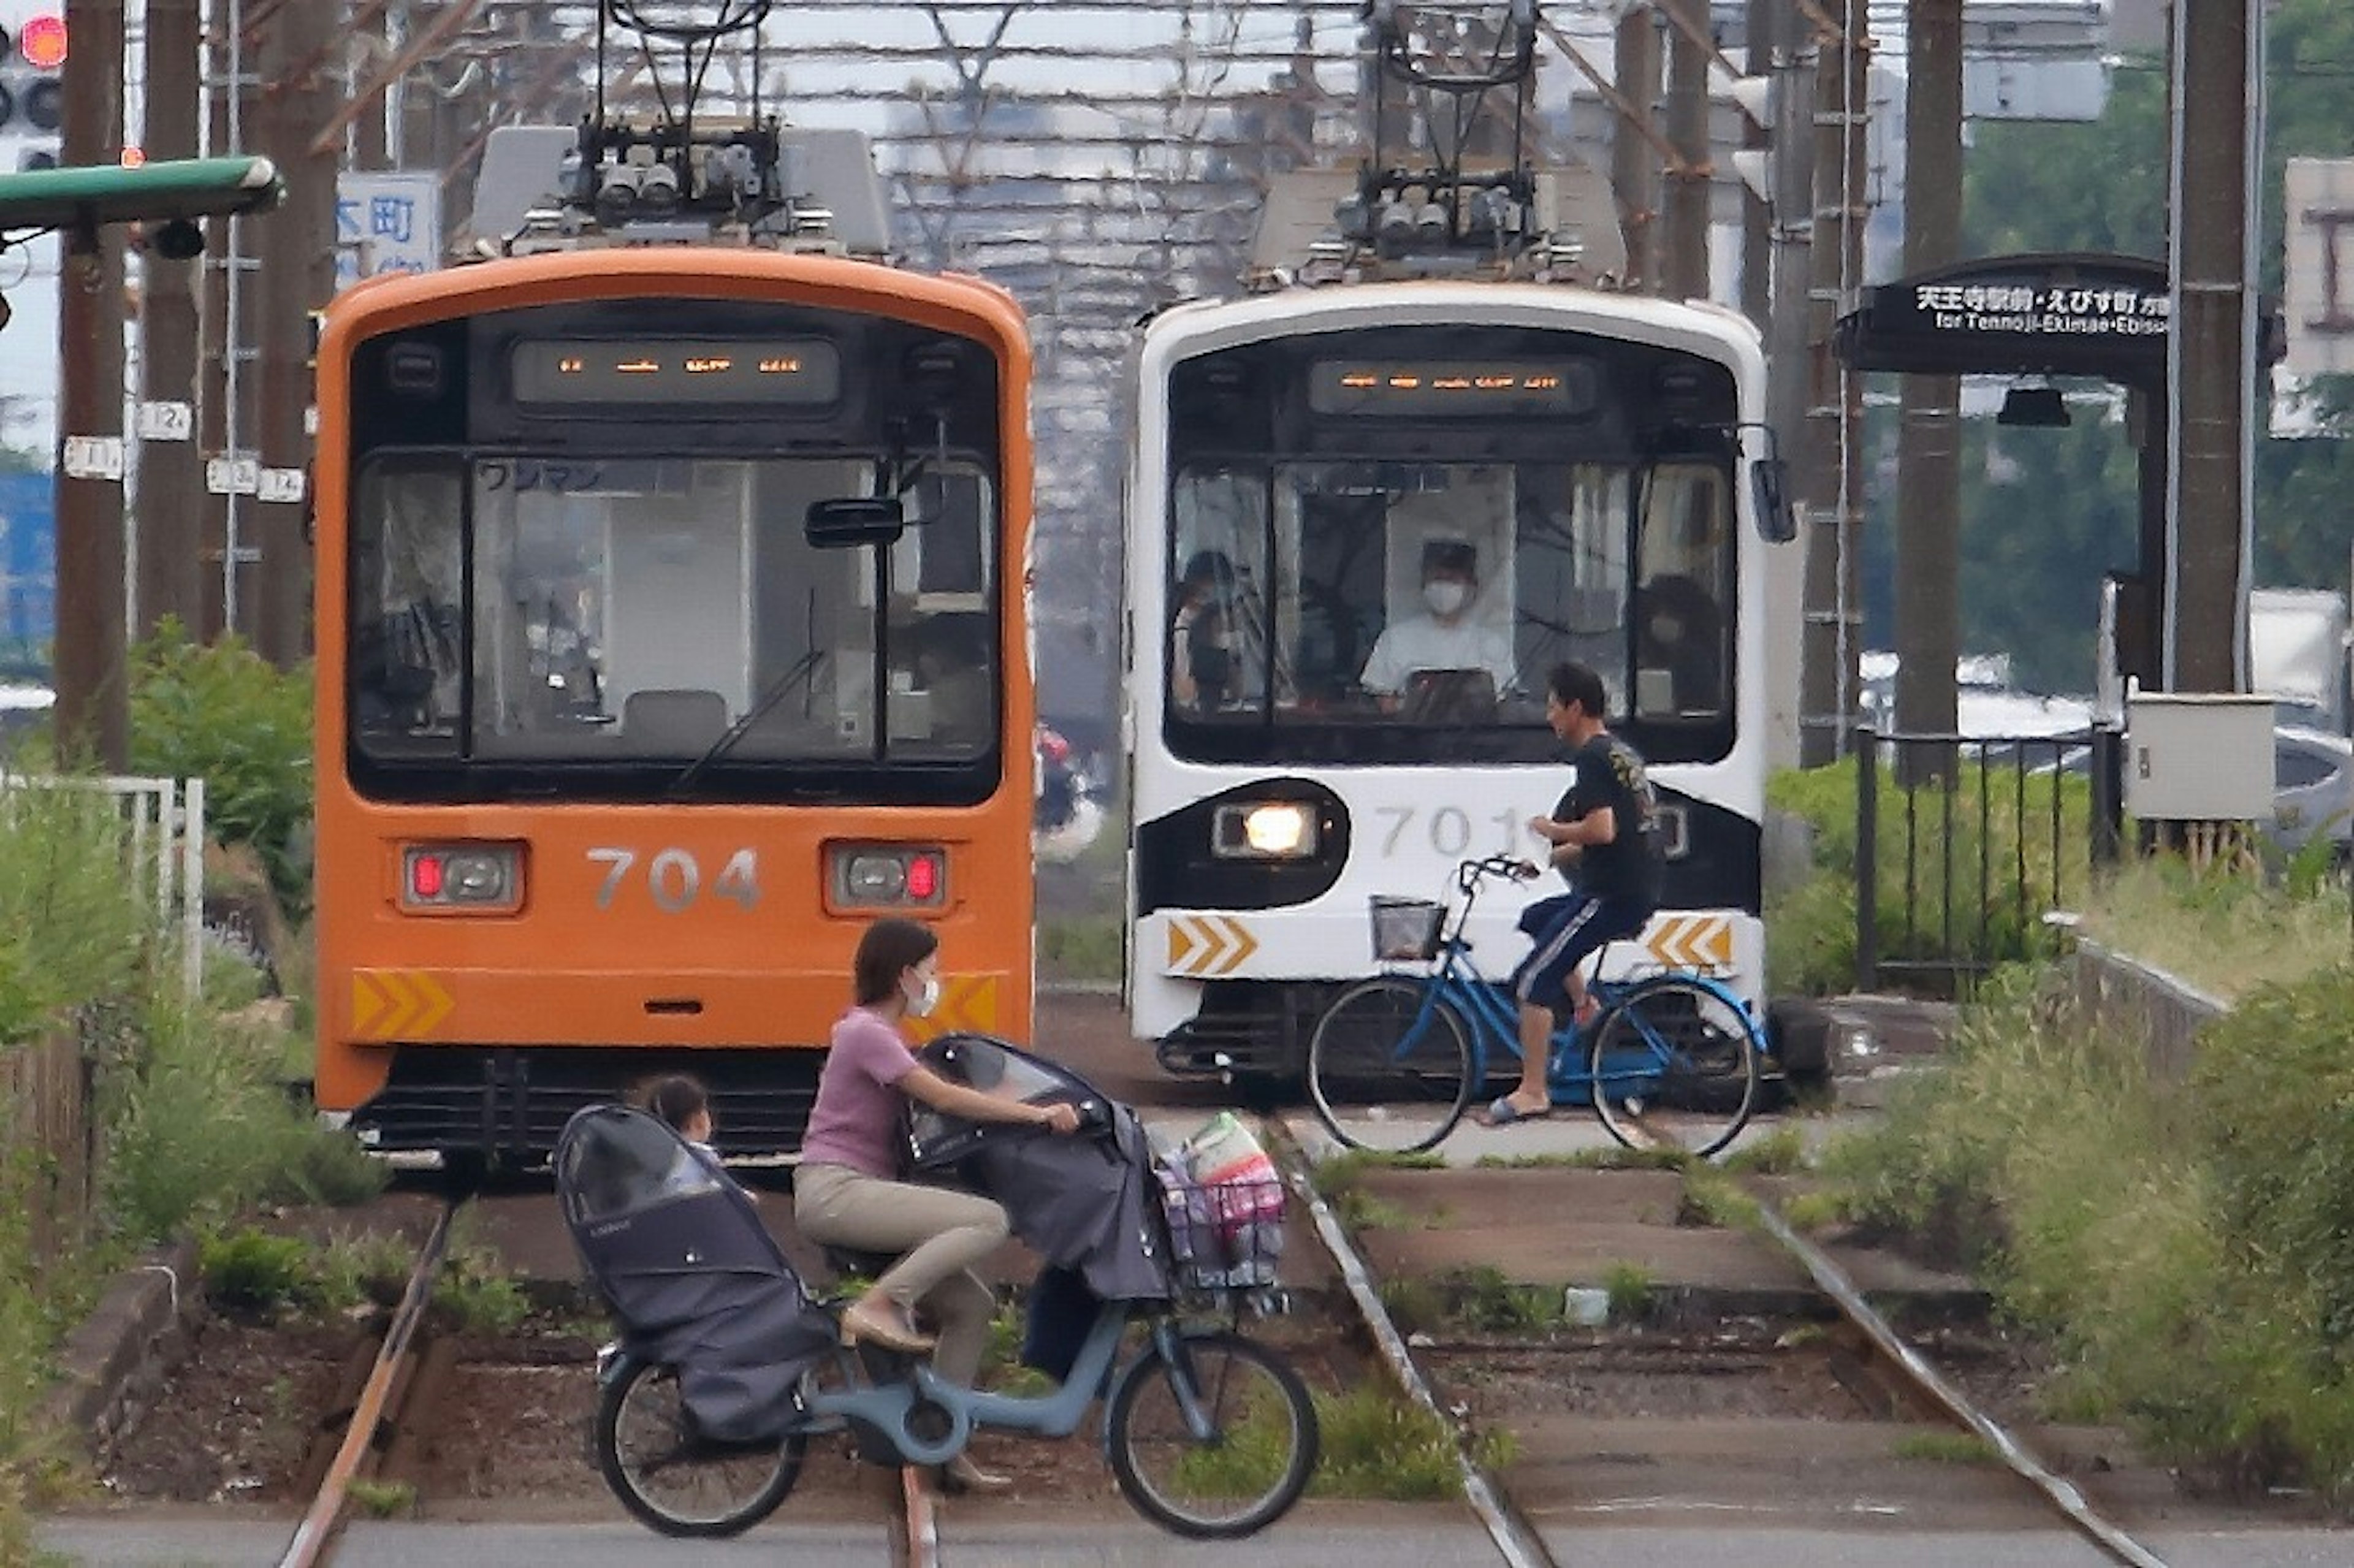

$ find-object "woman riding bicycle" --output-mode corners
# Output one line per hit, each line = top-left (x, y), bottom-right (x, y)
(793, 917), (1083, 1490)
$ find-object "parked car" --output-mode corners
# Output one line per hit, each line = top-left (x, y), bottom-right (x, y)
(2269, 725), (2353, 859)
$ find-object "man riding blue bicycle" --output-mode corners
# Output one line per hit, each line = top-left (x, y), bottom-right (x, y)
(1485, 660), (1666, 1127)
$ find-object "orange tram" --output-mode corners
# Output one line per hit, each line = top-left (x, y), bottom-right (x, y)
(311, 248), (1035, 1160)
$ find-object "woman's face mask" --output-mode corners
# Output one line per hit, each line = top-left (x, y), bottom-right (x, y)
(1423, 579), (1470, 617)
(905, 969), (942, 1018)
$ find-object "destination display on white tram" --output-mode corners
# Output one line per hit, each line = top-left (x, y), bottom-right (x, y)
(1307, 359), (1596, 418)
(511, 339), (844, 405)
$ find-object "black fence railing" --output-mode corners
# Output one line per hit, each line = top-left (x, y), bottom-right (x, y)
(1855, 724), (2125, 993)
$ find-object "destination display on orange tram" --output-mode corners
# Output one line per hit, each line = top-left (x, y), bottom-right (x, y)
(510, 338), (845, 405)
(1306, 357), (1597, 417)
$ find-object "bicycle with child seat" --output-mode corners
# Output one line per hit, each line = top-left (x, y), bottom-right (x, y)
(590, 1108), (1318, 1541)
(1306, 855), (1771, 1158)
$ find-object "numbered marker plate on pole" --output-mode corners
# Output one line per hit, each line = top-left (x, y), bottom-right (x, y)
(136, 401), (195, 441)
(257, 467), (307, 504)
(205, 455), (261, 495)
(63, 435), (125, 480)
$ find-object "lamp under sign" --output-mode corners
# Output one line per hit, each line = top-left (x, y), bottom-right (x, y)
(1998, 383), (2070, 427)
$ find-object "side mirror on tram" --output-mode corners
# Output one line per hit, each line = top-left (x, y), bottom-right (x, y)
(1751, 457), (1797, 544)
(806, 497), (905, 549)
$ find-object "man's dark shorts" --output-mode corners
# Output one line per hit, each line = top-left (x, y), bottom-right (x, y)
(1509, 892), (1653, 1012)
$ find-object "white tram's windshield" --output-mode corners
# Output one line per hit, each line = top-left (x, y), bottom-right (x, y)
(1166, 457), (1732, 761)
(352, 455), (997, 769)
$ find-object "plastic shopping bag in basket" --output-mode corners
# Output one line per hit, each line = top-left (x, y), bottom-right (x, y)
(1161, 1113), (1286, 1288)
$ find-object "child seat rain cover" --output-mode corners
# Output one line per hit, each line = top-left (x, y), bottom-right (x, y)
(556, 1105), (837, 1444)
(907, 1033), (1175, 1303)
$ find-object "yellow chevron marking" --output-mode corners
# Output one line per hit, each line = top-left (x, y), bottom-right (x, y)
(1166, 918), (1204, 973)
(351, 969), (457, 1040)
(1642, 915), (1734, 972)
(351, 972), (386, 1037)
(1165, 915), (1260, 978)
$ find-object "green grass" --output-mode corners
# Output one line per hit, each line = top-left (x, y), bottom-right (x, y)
(1894, 1431), (1998, 1464)
(346, 1477), (416, 1518)
(1305, 1383), (1514, 1500)
(1471, 1146), (1689, 1172)
(1599, 1262), (1656, 1324)
(2076, 855), (2350, 1001)
(1814, 961), (2354, 1503)
(1377, 1265), (1560, 1337)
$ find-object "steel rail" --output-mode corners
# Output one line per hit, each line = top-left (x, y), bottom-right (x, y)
(275, 1200), (459, 1568)
(1745, 1194), (2169, 1568)
(894, 1462), (941, 1568)
(1266, 1114), (1555, 1568)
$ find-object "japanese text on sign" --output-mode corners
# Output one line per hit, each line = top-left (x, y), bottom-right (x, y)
(1910, 282), (2171, 338)
(335, 172), (441, 289)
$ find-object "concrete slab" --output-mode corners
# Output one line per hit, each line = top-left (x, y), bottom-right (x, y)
(1341, 1166), (1985, 1312)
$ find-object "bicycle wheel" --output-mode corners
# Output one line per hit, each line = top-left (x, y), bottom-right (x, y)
(595, 1359), (806, 1538)
(1586, 976), (1760, 1159)
(1106, 1329), (1320, 1539)
(1306, 977), (1473, 1153)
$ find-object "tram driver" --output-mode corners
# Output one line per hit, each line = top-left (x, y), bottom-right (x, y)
(1357, 538), (1517, 713)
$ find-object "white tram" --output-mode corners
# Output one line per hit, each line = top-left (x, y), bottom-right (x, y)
(1122, 161), (1796, 1087)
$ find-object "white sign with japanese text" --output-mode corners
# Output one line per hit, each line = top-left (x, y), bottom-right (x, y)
(335, 172), (441, 289)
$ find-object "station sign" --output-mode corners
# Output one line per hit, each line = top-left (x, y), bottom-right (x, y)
(334, 170), (440, 288)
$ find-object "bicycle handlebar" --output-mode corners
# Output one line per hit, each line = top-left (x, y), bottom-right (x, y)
(1457, 854), (1542, 893)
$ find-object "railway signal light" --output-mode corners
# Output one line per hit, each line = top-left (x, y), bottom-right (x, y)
(0, 15), (67, 143)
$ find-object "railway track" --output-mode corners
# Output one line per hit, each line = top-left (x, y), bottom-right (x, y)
(274, 1195), (462, 1568)
(1268, 1113), (2178, 1568)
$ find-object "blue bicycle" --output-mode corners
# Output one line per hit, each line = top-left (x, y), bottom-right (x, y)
(1306, 855), (1770, 1158)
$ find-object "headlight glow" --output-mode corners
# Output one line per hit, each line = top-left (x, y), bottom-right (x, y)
(1212, 802), (1319, 860)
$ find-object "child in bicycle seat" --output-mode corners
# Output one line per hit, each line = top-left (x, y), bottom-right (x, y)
(643, 1073), (755, 1201)
(1484, 660), (1664, 1126)
(793, 917), (1082, 1494)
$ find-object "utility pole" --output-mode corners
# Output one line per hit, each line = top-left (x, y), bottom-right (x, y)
(1658, 0), (1710, 300)
(137, 0), (204, 641)
(53, 0), (129, 770)
(1739, 0), (1776, 325)
(249, 0), (337, 668)
(1611, 4), (1662, 293)
(1891, 0), (1962, 756)
(1797, 0), (1868, 766)
(1762, 0), (1814, 767)
(2166, 0), (2263, 691)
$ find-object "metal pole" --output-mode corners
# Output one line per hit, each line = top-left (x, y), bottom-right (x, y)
(2165, 0), (2261, 692)
(251, 0), (335, 668)
(54, 0), (130, 771)
(1659, 0), (1710, 300)
(139, 0), (206, 641)
(1856, 720), (1879, 990)
(1763, 2), (1815, 767)
(1798, 0), (1868, 765)
(1891, 0), (1961, 771)
(1611, 4), (1663, 294)
(1739, 0), (1777, 327)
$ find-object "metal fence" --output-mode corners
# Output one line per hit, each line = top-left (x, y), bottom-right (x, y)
(1855, 726), (2123, 993)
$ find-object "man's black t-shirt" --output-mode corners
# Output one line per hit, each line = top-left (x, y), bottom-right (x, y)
(1555, 731), (1664, 910)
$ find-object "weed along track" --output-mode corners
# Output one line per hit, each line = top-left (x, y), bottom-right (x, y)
(1277, 1130), (2187, 1566)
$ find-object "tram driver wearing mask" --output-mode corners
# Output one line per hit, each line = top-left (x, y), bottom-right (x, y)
(1358, 539), (1517, 716)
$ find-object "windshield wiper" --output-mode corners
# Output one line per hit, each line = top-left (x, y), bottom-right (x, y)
(666, 650), (826, 799)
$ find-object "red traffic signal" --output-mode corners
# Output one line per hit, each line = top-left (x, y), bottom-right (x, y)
(18, 14), (67, 72)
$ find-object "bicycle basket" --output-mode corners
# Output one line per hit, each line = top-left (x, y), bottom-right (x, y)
(1368, 896), (1445, 961)
(1156, 1168), (1286, 1294)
